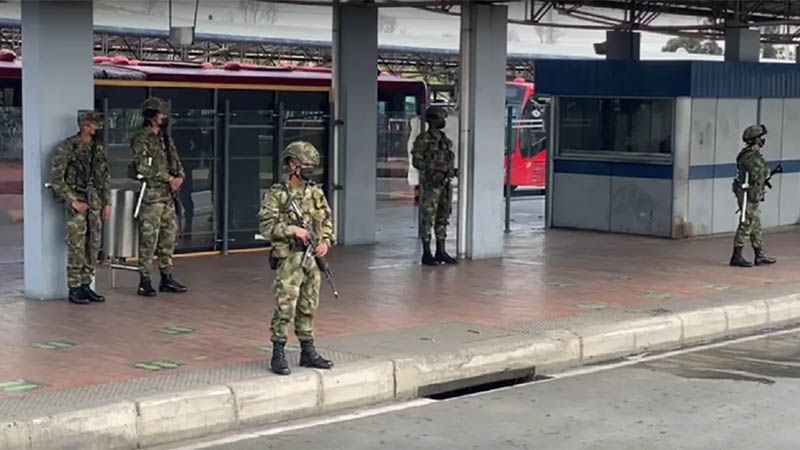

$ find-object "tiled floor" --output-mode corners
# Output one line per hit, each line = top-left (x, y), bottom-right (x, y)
(0, 224), (798, 400)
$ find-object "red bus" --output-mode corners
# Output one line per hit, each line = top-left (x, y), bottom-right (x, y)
(505, 78), (547, 190)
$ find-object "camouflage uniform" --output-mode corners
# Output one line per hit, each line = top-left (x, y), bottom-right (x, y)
(731, 124), (776, 267)
(258, 141), (335, 375)
(49, 110), (109, 304)
(411, 106), (457, 265)
(131, 97), (187, 294)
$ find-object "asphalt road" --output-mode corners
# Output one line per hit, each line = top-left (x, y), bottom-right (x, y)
(162, 329), (800, 450)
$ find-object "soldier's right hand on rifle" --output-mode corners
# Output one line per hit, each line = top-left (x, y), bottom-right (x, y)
(168, 176), (183, 192)
(291, 226), (310, 244)
(72, 201), (89, 214)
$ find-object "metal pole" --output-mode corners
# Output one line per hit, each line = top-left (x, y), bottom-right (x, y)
(457, 0), (472, 259)
(223, 99), (231, 255)
(504, 105), (512, 234)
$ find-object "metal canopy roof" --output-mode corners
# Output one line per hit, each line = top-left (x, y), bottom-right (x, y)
(261, 1), (800, 44)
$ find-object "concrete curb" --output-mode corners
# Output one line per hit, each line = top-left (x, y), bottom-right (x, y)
(4, 294), (800, 449)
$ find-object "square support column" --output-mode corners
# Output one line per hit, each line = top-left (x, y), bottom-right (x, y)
(332, 3), (378, 245)
(725, 27), (760, 62)
(457, 2), (507, 260)
(606, 30), (641, 60)
(22, 0), (95, 300)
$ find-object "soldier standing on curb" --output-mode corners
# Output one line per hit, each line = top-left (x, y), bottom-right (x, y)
(130, 97), (188, 296)
(258, 141), (335, 376)
(50, 110), (111, 305)
(730, 124), (777, 268)
(411, 106), (458, 266)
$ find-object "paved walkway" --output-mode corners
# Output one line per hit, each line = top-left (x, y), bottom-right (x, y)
(1, 214), (799, 405)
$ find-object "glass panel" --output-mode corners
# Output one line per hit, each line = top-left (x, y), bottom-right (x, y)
(221, 90), (276, 249)
(280, 92), (330, 188)
(558, 97), (674, 156)
(152, 88), (217, 252)
(99, 87), (149, 193)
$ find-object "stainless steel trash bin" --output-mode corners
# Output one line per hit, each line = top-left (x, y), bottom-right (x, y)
(103, 188), (139, 259)
(103, 188), (140, 288)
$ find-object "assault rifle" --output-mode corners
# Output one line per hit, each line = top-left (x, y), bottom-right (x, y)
(287, 197), (339, 299)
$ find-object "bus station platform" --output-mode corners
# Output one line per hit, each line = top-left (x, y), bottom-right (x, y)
(2, 227), (800, 448)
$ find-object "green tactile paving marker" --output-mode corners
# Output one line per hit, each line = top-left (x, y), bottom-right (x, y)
(0, 379), (45, 394)
(703, 284), (732, 291)
(159, 326), (196, 336)
(477, 289), (507, 297)
(32, 340), (76, 350)
(132, 360), (185, 372)
(576, 303), (609, 310)
(645, 291), (673, 300)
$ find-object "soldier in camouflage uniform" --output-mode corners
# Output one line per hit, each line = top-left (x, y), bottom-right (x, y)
(411, 106), (458, 266)
(131, 97), (188, 296)
(258, 141), (335, 375)
(730, 124), (776, 268)
(50, 110), (111, 305)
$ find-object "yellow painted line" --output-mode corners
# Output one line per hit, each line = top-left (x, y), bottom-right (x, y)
(95, 79), (330, 92)
(228, 247), (270, 255)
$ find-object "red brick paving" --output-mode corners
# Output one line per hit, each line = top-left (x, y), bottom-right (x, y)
(0, 228), (799, 399)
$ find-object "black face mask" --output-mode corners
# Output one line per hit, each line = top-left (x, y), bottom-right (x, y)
(294, 166), (315, 181)
(430, 118), (446, 130)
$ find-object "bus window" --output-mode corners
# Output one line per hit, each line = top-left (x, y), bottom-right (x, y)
(518, 100), (546, 158)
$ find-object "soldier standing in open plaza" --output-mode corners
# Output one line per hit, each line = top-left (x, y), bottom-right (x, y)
(130, 97), (188, 296)
(411, 106), (458, 266)
(730, 124), (777, 268)
(49, 110), (111, 305)
(258, 141), (335, 376)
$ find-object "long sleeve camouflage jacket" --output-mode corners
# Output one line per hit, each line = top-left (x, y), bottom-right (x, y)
(258, 180), (335, 260)
(736, 144), (769, 202)
(411, 129), (455, 186)
(49, 134), (110, 210)
(130, 128), (185, 204)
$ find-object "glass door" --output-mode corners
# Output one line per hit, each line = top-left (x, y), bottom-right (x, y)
(218, 90), (277, 251)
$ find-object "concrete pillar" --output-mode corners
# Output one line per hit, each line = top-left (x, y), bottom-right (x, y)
(22, 0), (94, 299)
(605, 30), (641, 60)
(457, 2), (507, 260)
(332, 4), (378, 245)
(725, 27), (760, 62)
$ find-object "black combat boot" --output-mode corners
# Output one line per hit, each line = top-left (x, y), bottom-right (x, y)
(754, 247), (776, 266)
(435, 239), (458, 265)
(299, 340), (334, 369)
(137, 276), (157, 297)
(81, 284), (105, 303)
(729, 246), (753, 268)
(270, 341), (291, 376)
(159, 272), (188, 293)
(68, 286), (90, 305)
(421, 239), (437, 266)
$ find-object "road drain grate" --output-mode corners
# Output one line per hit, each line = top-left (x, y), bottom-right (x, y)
(420, 367), (552, 400)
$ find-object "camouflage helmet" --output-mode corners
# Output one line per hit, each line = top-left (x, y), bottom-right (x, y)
(282, 141), (320, 166)
(77, 110), (103, 128)
(742, 124), (767, 143)
(141, 97), (170, 115)
(424, 106), (447, 122)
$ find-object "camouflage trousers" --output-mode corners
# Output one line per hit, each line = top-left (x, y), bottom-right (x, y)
(65, 207), (102, 288)
(270, 252), (321, 344)
(734, 201), (763, 248)
(420, 181), (452, 242)
(138, 200), (178, 278)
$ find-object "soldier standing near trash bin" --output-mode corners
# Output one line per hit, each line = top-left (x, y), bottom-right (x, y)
(258, 141), (335, 376)
(730, 124), (777, 268)
(49, 110), (111, 305)
(411, 106), (458, 266)
(131, 97), (188, 296)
